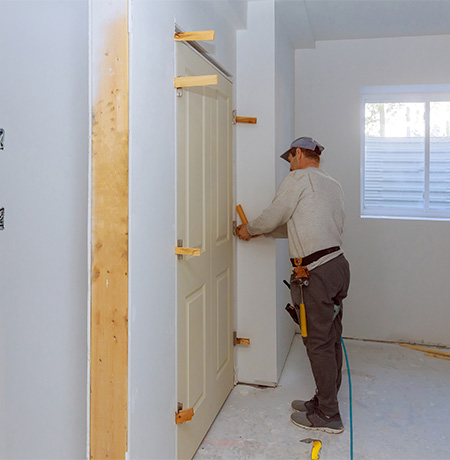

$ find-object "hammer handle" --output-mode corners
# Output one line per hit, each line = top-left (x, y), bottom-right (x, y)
(236, 204), (261, 238)
(236, 204), (248, 224)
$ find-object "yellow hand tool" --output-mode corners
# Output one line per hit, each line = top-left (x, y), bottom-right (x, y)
(301, 438), (322, 460)
(299, 279), (308, 338)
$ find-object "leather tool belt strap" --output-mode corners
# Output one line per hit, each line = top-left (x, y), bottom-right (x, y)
(290, 246), (340, 279)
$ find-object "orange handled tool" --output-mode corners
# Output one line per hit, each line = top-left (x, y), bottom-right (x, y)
(236, 204), (248, 224)
(236, 205), (261, 237)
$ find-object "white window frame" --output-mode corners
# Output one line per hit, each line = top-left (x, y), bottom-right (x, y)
(361, 85), (450, 221)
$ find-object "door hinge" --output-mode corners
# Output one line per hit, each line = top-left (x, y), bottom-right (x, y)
(176, 87), (183, 98)
(232, 220), (237, 235)
(234, 331), (250, 346)
(175, 402), (194, 424)
(232, 110), (237, 125)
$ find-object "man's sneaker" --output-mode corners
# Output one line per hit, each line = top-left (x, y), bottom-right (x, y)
(291, 395), (318, 413)
(290, 408), (344, 434)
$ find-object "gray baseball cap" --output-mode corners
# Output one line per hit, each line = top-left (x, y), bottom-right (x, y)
(280, 137), (325, 162)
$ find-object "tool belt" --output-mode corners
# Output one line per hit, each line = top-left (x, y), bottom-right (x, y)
(290, 246), (340, 279)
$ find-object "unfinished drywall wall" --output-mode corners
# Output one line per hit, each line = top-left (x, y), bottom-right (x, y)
(236, 0), (296, 386)
(295, 35), (450, 346)
(275, 7), (297, 380)
(236, 0), (278, 386)
(128, 1), (245, 458)
(0, 1), (89, 458)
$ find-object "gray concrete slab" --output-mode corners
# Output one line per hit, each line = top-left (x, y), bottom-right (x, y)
(195, 334), (450, 460)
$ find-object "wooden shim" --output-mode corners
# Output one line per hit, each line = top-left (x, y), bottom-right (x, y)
(174, 30), (215, 41)
(236, 116), (257, 124)
(175, 408), (194, 424)
(236, 337), (250, 346)
(425, 353), (450, 361)
(174, 75), (218, 88)
(90, 8), (128, 460)
(174, 247), (201, 256)
(400, 343), (450, 357)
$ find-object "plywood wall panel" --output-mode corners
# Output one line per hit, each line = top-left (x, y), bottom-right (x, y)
(90, 2), (129, 458)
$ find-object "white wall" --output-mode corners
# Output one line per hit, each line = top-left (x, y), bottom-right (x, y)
(236, 0), (278, 386)
(235, 0), (296, 386)
(295, 35), (450, 346)
(0, 1), (89, 458)
(274, 7), (297, 380)
(128, 1), (245, 458)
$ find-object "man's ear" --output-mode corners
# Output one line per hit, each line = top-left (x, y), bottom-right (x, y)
(296, 147), (302, 158)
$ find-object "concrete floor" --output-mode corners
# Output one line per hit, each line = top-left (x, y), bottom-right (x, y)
(194, 334), (450, 460)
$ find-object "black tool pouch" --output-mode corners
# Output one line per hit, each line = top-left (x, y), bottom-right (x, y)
(285, 303), (299, 325)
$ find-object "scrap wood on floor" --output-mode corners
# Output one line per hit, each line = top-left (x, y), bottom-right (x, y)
(399, 343), (450, 360)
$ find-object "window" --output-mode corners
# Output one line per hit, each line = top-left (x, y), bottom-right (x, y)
(361, 85), (450, 220)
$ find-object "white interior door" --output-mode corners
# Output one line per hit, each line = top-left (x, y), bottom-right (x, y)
(176, 42), (234, 460)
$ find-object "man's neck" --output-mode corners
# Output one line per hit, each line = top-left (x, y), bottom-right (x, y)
(301, 161), (320, 169)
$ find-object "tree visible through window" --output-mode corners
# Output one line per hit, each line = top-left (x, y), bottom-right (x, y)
(361, 86), (450, 219)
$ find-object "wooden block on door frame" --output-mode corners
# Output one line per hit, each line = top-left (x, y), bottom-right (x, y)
(233, 332), (250, 346)
(174, 75), (218, 88)
(236, 116), (257, 124)
(175, 408), (194, 424)
(174, 247), (201, 256)
(236, 337), (250, 345)
(174, 30), (215, 41)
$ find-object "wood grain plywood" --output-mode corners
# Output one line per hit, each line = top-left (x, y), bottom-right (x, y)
(90, 11), (129, 460)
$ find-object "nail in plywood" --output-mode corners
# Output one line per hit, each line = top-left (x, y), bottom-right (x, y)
(90, 6), (128, 460)
(174, 247), (201, 256)
(236, 116), (257, 124)
(174, 30), (215, 41)
(174, 75), (218, 88)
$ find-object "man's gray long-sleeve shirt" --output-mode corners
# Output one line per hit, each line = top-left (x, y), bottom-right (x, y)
(247, 167), (345, 270)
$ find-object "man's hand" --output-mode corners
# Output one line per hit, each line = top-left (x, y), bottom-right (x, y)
(236, 223), (252, 241)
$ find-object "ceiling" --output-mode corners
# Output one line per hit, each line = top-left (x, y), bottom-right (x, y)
(274, 0), (450, 49)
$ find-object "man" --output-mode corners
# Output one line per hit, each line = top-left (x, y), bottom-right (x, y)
(236, 137), (350, 434)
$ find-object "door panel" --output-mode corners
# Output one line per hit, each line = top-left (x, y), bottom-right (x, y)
(177, 42), (233, 460)
(209, 65), (233, 413)
(214, 91), (231, 244)
(186, 286), (206, 409)
(216, 269), (230, 373)
(186, 89), (206, 250)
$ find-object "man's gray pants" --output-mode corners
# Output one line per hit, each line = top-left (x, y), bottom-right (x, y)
(290, 254), (350, 417)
